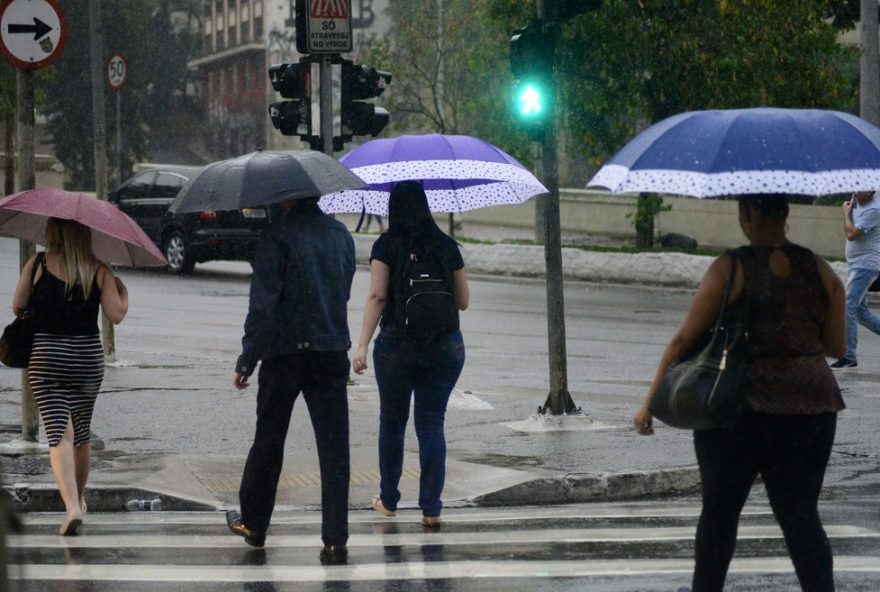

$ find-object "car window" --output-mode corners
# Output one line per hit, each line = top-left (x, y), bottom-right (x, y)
(154, 172), (188, 198)
(117, 171), (157, 201)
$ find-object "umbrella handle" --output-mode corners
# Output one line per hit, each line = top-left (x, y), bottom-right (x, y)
(355, 207), (366, 233)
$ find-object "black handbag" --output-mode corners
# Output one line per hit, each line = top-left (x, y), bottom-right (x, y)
(0, 254), (43, 369)
(649, 250), (749, 430)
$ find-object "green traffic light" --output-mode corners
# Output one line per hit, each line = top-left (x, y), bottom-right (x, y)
(518, 84), (543, 115)
(513, 79), (551, 124)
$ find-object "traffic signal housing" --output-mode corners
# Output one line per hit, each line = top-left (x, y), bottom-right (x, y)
(340, 59), (392, 142)
(509, 21), (555, 140)
(268, 60), (311, 140)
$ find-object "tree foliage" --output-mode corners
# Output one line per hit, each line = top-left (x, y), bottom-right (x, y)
(41, 0), (202, 190)
(562, 0), (860, 165)
(360, 0), (532, 160)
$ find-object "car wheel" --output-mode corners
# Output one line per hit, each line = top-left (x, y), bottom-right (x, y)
(163, 230), (195, 274)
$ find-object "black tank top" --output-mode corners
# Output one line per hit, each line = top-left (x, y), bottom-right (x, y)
(30, 254), (101, 336)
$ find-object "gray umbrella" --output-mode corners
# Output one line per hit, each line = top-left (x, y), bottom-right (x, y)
(168, 149), (366, 214)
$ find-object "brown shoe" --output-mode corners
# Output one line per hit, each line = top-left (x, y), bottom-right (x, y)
(320, 544), (348, 565)
(226, 510), (265, 548)
(371, 496), (396, 517)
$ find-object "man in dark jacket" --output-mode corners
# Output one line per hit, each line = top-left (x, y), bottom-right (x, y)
(225, 196), (355, 566)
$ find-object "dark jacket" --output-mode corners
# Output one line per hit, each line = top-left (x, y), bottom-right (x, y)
(235, 204), (355, 376)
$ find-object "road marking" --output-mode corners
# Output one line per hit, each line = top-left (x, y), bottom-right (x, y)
(10, 524), (878, 549)
(16, 505), (776, 526)
(10, 556), (880, 582)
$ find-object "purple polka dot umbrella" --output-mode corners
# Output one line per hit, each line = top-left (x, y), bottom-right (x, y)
(587, 108), (880, 197)
(319, 134), (548, 215)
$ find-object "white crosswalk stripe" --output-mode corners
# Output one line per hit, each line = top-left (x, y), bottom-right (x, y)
(8, 503), (880, 590)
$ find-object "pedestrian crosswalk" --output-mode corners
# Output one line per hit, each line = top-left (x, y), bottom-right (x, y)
(7, 502), (880, 591)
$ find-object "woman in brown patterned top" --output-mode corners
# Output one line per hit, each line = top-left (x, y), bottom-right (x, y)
(634, 194), (845, 592)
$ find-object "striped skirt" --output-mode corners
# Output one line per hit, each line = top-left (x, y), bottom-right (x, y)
(27, 333), (104, 447)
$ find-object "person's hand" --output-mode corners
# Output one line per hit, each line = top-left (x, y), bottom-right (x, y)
(843, 200), (853, 214)
(634, 403), (655, 435)
(232, 372), (250, 390)
(352, 346), (368, 374)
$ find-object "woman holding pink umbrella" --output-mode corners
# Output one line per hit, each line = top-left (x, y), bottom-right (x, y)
(12, 218), (129, 535)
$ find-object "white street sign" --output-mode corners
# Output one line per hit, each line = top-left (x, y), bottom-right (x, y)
(306, 0), (352, 53)
(0, 0), (67, 70)
(107, 52), (127, 91)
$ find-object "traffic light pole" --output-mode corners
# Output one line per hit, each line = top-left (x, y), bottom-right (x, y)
(319, 54), (334, 155)
(539, 95), (578, 415)
(536, 4), (578, 416)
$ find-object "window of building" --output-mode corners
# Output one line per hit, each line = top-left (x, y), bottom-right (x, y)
(203, 1), (212, 16)
(215, 0), (222, 14)
(216, 30), (225, 50)
(204, 34), (212, 53)
(241, 3), (250, 42)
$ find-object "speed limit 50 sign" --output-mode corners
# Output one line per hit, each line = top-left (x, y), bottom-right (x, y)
(107, 52), (127, 91)
(305, 0), (352, 54)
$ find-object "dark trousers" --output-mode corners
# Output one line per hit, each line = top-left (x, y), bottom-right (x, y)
(373, 329), (465, 517)
(692, 411), (837, 592)
(239, 352), (350, 546)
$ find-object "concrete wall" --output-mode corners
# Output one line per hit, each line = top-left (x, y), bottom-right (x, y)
(0, 153), (66, 194)
(460, 189), (845, 259)
(1, 159), (846, 260)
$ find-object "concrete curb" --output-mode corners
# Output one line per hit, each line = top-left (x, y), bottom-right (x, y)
(473, 466), (702, 506)
(3, 483), (218, 513)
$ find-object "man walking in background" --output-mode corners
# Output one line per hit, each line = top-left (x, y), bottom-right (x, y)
(225, 195), (355, 565)
(831, 190), (880, 369)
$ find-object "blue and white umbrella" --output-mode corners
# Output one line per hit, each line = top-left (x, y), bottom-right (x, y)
(587, 107), (880, 197)
(320, 134), (547, 215)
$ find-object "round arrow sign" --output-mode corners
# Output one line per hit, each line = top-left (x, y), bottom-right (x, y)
(0, 0), (67, 70)
(107, 52), (127, 91)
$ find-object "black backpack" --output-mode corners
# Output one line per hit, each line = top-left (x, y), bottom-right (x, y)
(394, 246), (459, 340)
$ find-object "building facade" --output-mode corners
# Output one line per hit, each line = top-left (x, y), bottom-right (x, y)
(188, 0), (390, 160)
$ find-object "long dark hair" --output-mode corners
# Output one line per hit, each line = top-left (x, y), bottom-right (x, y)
(386, 181), (447, 250)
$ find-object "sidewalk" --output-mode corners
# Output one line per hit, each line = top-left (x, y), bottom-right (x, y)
(0, 229), (860, 514)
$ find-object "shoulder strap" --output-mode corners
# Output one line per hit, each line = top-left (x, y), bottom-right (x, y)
(29, 252), (45, 291)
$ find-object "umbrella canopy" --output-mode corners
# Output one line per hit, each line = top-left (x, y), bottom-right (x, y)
(0, 188), (166, 267)
(587, 107), (880, 197)
(168, 149), (367, 214)
(319, 134), (548, 215)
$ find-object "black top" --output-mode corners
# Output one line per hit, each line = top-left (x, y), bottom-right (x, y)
(30, 254), (101, 336)
(370, 232), (464, 330)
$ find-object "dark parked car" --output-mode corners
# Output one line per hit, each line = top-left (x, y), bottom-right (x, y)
(109, 165), (271, 274)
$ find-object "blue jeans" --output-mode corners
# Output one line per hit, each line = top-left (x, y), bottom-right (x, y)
(373, 329), (465, 517)
(844, 267), (880, 361)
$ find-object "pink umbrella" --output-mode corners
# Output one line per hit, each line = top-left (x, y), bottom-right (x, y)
(0, 188), (167, 267)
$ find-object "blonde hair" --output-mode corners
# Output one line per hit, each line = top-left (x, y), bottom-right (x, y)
(44, 218), (99, 300)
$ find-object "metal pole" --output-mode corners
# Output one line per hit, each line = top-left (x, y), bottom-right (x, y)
(861, 0), (880, 125)
(320, 54), (333, 155)
(89, 0), (115, 360)
(116, 90), (122, 187)
(16, 69), (38, 441)
(536, 3), (578, 415)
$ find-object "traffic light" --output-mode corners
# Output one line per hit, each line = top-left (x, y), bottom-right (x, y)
(268, 60), (311, 139)
(340, 59), (392, 141)
(509, 21), (555, 139)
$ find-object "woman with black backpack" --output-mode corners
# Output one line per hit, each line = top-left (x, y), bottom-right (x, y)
(352, 181), (469, 527)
